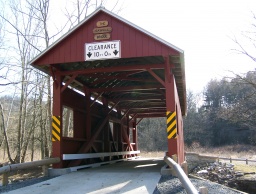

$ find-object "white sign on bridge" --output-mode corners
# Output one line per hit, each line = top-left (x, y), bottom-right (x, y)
(85, 40), (121, 61)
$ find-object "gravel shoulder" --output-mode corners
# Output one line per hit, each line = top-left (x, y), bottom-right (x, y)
(153, 175), (245, 194)
(0, 176), (57, 193)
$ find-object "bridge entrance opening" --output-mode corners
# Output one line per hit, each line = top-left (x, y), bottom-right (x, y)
(29, 7), (186, 168)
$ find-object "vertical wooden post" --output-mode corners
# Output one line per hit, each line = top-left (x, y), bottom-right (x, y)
(164, 57), (178, 160)
(102, 98), (110, 160)
(85, 89), (91, 140)
(2, 172), (8, 186)
(126, 114), (130, 155)
(52, 70), (63, 168)
(42, 165), (49, 176)
(117, 109), (123, 156)
(132, 119), (138, 151)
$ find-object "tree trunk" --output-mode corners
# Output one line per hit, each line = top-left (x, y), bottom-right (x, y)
(0, 103), (15, 164)
(16, 59), (25, 163)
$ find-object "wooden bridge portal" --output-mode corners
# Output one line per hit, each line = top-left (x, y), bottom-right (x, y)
(29, 7), (186, 168)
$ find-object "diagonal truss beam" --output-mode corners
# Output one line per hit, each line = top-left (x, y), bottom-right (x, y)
(147, 68), (165, 87)
(107, 101), (120, 115)
(61, 74), (78, 93)
(122, 127), (134, 151)
(68, 116), (109, 167)
(90, 92), (104, 107)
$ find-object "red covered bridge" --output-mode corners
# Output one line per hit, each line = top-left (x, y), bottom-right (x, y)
(29, 7), (186, 169)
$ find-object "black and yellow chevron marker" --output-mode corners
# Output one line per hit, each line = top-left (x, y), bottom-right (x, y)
(166, 111), (177, 139)
(52, 116), (61, 141)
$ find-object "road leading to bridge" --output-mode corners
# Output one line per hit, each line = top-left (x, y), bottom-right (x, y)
(6, 158), (165, 194)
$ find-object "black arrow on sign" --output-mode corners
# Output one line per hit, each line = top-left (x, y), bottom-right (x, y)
(87, 52), (92, 58)
(113, 50), (119, 56)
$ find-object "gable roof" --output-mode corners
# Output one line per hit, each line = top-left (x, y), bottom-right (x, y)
(30, 7), (186, 115)
(29, 7), (183, 65)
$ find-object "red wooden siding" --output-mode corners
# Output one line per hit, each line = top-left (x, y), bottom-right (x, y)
(34, 10), (179, 65)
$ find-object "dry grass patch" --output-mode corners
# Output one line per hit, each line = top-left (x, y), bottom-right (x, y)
(139, 151), (165, 158)
(185, 144), (256, 160)
(0, 166), (43, 184)
(234, 163), (256, 173)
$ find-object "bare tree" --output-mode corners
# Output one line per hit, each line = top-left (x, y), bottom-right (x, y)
(231, 13), (256, 63)
(26, 0), (52, 159)
(0, 0), (125, 163)
(0, 103), (15, 163)
(0, 0), (44, 163)
(64, 0), (123, 29)
(0, 10), (20, 88)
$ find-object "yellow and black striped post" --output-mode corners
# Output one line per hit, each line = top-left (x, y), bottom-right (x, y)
(52, 116), (61, 141)
(166, 111), (177, 139)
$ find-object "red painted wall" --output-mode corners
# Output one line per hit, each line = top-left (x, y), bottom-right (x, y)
(173, 78), (185, 163)
(34, 10), (179, 65)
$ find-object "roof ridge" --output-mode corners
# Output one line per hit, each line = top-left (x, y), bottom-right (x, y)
(29, 7), (183, 65)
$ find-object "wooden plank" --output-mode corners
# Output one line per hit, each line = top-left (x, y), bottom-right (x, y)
(2, 172), (8, 186)
(63, 151), (140, 160)
(69, 158), (132, 172)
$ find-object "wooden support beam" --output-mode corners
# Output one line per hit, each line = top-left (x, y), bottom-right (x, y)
(107, 101), (120, 115)
(136, 118), (143, 125)
(132, 120), (138, 151)
(52, 71), (63, 168)
(104, 123), (111, 160)
(136, 113), (166, 118)
(50, 66), (58, 87)
(122, 127), (134, 151)
(147, 68), (165, 87)
(68, 116), (109, 167)
(110, 96), (164, 102)
(91, 75), (155, 85)
(85, 89), (91, 139)
(164, 56), (178, 159)
(63, 151), (140, 160)
(90, 84), (164, 93)
(61, 74), (78, 93)
(90, 92), (104, 107)
(121, 109), (130, 120)
(60, 64), (165, 76)
(129, 114), (137, 123)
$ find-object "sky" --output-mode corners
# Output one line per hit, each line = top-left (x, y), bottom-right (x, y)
(50, 0), (255, 93)
(1, 0), (256, 94)
(116, 0), (256, 92)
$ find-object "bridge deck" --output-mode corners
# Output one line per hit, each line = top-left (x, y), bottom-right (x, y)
(6, 158), (164, 194)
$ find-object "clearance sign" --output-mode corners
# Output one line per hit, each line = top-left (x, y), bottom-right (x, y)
(85, 40), (121, 61)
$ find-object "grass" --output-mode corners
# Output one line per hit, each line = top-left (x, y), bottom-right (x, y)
(234, 163), (256, 173)
(185, 143), (256, 160)
(139, 151), (165, 158)
(184, 143), (256, 173)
